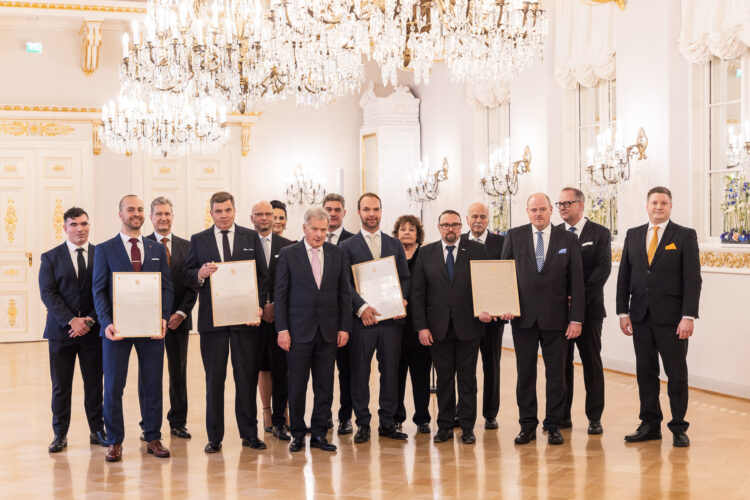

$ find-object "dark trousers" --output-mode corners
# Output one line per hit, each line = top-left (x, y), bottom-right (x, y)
(632, 315), (689, 433)
(512, 324), (567, 431)
(395, 338), (432, 425)
(350, 322), (402, 427)
(165, 326), (190, 427)
(259, 321), (289, 427)
(287, 329), (337, 439)
(102, 337), (164, 444)
(199, 329), (260, 443)
(430, 323), (481, 430)
(335, 344), (353, 421)
(479, 322), (504, 420)
(48, 336), (103, 435)
(563, 317), (605, 423)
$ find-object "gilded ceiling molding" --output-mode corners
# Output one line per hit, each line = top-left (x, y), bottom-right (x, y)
(0, 105), (99, 113)
(580, 0), (625, 10)
(0, 1), (145, 14)
(79, 20), (102, 76)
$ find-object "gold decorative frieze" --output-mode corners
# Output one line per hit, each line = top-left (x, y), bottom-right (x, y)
(7, 298), (17, 327)
(204, 202), (212, 229)
(0, 121), (74, 137)
(580, 0), (626, 10)
(79, 20), (102, 76)
(0, 105), (99, 113)
(53, 198), (64, 242)
(241, 123), (251, 157)
(4, 198), (17, 244)
(611, 247), (750, 269)
(0, 2), (145, 14)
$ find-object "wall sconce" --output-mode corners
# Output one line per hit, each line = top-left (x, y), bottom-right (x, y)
(479, 140), (532, 197)
(586, 126), (648, 186)
(407, 156), (449, 204)
(284, 164), (327, 205)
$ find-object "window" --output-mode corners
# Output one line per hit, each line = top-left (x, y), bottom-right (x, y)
(479, 104), (512, 232)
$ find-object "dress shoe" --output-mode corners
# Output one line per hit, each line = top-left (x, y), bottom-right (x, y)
(379, 425), (408, 440)
(673, 431), (690, 448)
(624, 423), (662, 443)
(433, 429), (454, 443)
(587, 420), (603, 435)
(354, 424), (371, 444)
(90, 430), (108, 447)
(204, 441), (222, 454)
(453, 416), (461, 428)
(337, 419), (353, 435)
(418, 423), (431, 434)
(327, 417), (334, 429)
(242, 437), (267, 450)
(547, 428), (564, 445)
(146, 440), (170, 458)
(310, 435), (337, 452)
(48, 434), (67, 453)
(272, 424), (291, 441)
(105, 443), (122, 462)
(514, 429), (536, 445)
(170, 426), (191, 439)
(560, 419), (572, 429)
(140, 431), (146, 441)
(485, 418), (499, 430)
(289, 437), (305, 453)
(461, 430), (476, 444)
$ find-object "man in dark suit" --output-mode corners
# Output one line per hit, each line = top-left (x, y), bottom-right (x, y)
(92, 195), (173, 462)
(616, 186), (701, 448)
(183, 191), (268, 454)
(341, 192), (410, 443)
(39, 206), (106, 453)
(323, 193), (354, 434)
(461, 201), (506, 430)
(275, 207), (352, 453)
(251, 200), (294, 441)
(411, 209), (490, 444)
(499, 193), (584, 446)
(142, 197), (198, 439)
(556, 187), (611, 435)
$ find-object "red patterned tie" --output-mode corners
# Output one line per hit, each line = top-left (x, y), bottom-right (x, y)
(129, 237), (142, 272)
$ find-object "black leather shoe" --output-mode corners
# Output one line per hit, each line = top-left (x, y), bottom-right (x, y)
(587, 420), (603, 435)
(624, 423), (662, 443)
(378, 425), (408, 440)
(49, 434), (67, 453)
(461, 429), (476, 444)
(242, 437), (267, 450)
(204, 441), (222, 453)
(547, 428), (564, 445)
(337, 419), (353, 435)
(485, 418), (499, 430)
(453, 416), (461, 428)
(90, 430), (108, 447)
(560, 419), (572, 429)
(514, 429), (536, 445)
(289, 437), (305, 452)
(272, 425), (291, 441)
(140, 431), (146, 441)
(327, 417), (334, 430)
(170, 426), (191, 439)
(310, 435), (337, 452)
(354, 424), (371, 444)
(418, 423), (431, 434)
(433, 429), (454, 443)
(673, 431), (690, 448)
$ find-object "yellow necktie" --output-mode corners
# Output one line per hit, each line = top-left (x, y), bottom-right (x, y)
(647, 226), (659, 265)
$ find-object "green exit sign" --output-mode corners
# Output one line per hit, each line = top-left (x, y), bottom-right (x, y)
(26, 42), (42, 54)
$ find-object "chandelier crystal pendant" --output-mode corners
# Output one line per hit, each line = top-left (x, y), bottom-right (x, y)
(407, 156), (449, 204)
(284, 164), (327, 205)
(585, 126), (648, 187)
(479, 141), (531, 197)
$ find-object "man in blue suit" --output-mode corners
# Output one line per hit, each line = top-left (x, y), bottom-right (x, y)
(341, 193), (410, 443)
(275, 207), (352, 453)
(39, 206), (106, 453)
(93, 195), (173, 462)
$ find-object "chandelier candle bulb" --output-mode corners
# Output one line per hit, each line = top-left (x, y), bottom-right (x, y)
(121, 32), (129, 59)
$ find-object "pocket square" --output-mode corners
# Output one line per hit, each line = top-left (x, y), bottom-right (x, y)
(243, 248), (254, 252)
(558, 248), (567, 254)
(665, 243), (677, 250)
(274, 254), (280, 258)
(582, 241), (594, 247)
(151, 257), (160, 260)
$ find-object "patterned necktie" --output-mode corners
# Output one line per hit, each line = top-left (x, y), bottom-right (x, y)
(129, 237), (142, 272)
(327, 232), (335, 244)
(221, 229), (232, 262)
(310, 247), (322, 288)
(161, 237), (171, 266)
(535, 231), (544, 272)
(647, 226), (659, 265)
(446, 245), (455, 280)
(76, 248), (86, 288)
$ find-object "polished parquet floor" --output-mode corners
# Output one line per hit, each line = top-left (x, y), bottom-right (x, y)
(1, 339), (749, 499)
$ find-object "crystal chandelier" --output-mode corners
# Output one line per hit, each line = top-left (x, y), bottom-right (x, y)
(284, 164), (327, 205)
(479, 141), (531, 197)
(407, 156), (449, 204)
(585, 126), (648, 187)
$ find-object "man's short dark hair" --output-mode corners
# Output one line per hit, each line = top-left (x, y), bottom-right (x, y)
(210, 191), (235, 209)
(63, 207), (88, 223)
(323, 193), (345, 209)
(438, 209), (461, 223)
(561, 187), (585, 203)
(647, 186), (672, 201)
(357, 192), (382, 210)
(270, 200), (287, 216)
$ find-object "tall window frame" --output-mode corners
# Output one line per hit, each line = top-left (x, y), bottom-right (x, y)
(480, 103), (512, 233)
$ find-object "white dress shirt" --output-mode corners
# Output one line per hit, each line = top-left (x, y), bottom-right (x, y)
(469, 230), (488, 244)
(564, 218), (587, 238)
(441, 238), (461, 263)
(531, 224), (552, 261)
(214, 224), (236, 262)
(303, 239), (324, 276)
(327, 226), (344, 245)
(65, 239), (88, 275)
(119, 232), (143, 264)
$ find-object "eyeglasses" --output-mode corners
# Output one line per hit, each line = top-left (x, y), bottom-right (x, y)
(439, 223), (462, 230)
(555, 201), (582, 209)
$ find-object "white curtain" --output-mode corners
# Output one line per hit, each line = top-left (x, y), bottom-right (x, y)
(464, 80), (511, 109)
(553, 0), (617, 90)
(679, 0), (750, 64)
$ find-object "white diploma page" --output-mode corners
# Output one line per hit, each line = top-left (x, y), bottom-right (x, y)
(210, 260), (260, 327)
(470, 260), (521, 317)
(113, 272), (162, 337)
(352, 256), (406, 321)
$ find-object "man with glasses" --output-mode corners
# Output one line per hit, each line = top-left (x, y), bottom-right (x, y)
(556, 188), (611, 435)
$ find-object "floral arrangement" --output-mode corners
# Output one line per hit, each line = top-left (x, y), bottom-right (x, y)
(585, 189), (618, 235)
(720, 175), (750, 243)
(490, 194), (511, 234)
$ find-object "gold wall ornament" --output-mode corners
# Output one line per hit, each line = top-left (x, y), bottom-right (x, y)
(3, 164), (17, 173)
(4, 268), (19, 276)
(204, 202), (212, 229)
(92, 120), (101, 155)
(79, 20), (102, 76)
(7, 298), (17, 327)
(159, 166), (171, 174)
(580, 0), (626, 10)
(4, 198), (18, 244)
(203, 167), (216, 174)
(241, 123), (252, 157)
(51, 164), (65, 173)
(611, 248), (622, 263)
(53, 198), (64, 242)
(0, 120), (74, 137)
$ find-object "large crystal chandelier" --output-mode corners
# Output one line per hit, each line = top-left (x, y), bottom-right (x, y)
(285, 164), (327, 205)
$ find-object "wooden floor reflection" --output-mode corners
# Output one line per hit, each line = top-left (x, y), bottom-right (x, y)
(1, 339), (749, 499)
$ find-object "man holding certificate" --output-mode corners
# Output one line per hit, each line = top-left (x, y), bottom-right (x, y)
(341, 192), (410, 444)
(92, 195), (173, 462)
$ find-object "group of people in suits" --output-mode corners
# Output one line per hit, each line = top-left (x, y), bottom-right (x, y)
(39, 184), (700, 461)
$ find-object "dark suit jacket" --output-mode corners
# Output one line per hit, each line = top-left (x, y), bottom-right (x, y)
(501, 224), (585, 330)
(146, 233), (198, 331)
(337, 228), (354, 245)
(92, 235), (173, 332)
(340, 230), (410, 328)
(556, 220), (612, 319)
(39, 242), (100, 340)
(183, 224), (269, 333)
(616, 221), (701, 325)
(461, 231), (505, 259)
(274, 241), (353, 343)
(410, 239), (488, 341)
(264, 233), (294, 302)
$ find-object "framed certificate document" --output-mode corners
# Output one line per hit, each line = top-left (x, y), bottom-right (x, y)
(113, 272), (162, 337)
(470, 260), (521, 317)
(352, 255), (406, 321)
(210, 260), (260, 327)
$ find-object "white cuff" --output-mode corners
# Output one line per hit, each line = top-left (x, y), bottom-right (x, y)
(356, 303), (369, 317)
(198, 277), (205, 286)
(176, 310), (187, 318)
(618, 314), (629, 319)
(682, 316), (695, 320)
(570, 321), (582, 325)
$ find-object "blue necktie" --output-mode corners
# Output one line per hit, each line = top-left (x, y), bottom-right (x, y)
(569, 226), (577, 234)
(446, 245), (455, 280)
(535, 231), (544, 272)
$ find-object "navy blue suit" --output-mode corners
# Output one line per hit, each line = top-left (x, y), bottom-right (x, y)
(341, 231), (410, 427)
(39, 242), (103, 436)
(275, 241), (352, 439)
(92, 235), (173, 445)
